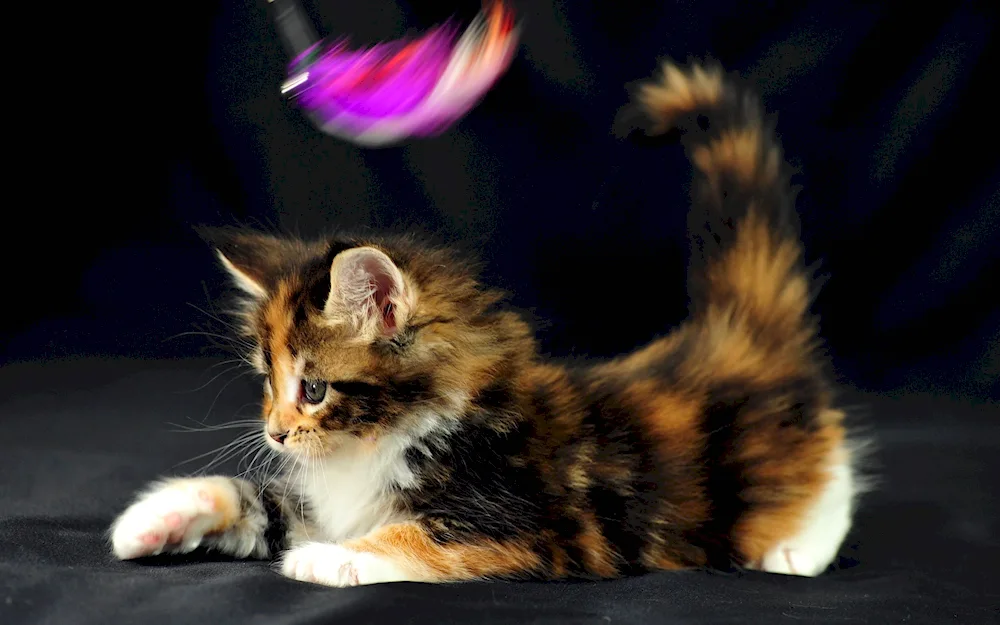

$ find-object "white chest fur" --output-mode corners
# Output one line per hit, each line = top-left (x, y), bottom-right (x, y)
(295, 413), (455, 543)
(297, 439), (412, 543)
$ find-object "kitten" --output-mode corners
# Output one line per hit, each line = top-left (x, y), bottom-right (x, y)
(109, 60), (864, 586)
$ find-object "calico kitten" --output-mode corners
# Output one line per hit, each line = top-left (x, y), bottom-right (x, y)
(110, 60), (863, 586)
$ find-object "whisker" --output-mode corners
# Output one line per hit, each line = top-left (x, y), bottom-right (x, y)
(173, 430), (261, 474)
(259, 454), (292, 500)
(201, 369), (258, 423)
(239, 441), (272, 480)
(300, 458), (311, 541)
(174, 363), (248, 396)
(181, 298), (261, 365)
(165, 419), (261, 433)
(166, 331), (254, 350)
(186, 302), (251, 337)
(166, 325), (257, 366)
(207, 356), (252, 368)
(194, 436), (262, 476)
(225, 401), (265, 421)
(319, 449), (331, 504)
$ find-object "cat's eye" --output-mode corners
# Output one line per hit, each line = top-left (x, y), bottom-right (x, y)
(301, 379), (327, 404)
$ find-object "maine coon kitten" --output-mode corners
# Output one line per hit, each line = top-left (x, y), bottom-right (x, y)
(109, 59), (863, 586)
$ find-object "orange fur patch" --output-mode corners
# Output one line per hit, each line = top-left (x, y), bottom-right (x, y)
(686, 312), (805, 384)
(345, 522), (542, 582)
(165, 477), (242, 535)
(682, 209), (814, 385)
(733, 423), (845, 563)
(629, 379), (702, 453)
(639, 62), (724, 130)
(576, 510), (619, 577)
(692, 128), (780, 187)
(546, 535), (570, 578)
(710, 212), (809, 325)
(603, 332), (688, 376)
(641, 546), (686, 571)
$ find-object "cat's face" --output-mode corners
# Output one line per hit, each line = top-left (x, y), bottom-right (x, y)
(201, 228), (521, 459)
(250, 264), (432, 458)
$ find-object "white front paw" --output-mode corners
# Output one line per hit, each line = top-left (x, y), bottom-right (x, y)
(760, 545), (826, 577)
(280, 542), (414, 587)
(110, 480), (227, 560)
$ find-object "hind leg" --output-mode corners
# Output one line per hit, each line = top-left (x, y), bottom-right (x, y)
(757, 450), (858, 577)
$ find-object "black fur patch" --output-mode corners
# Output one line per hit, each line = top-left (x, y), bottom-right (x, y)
(475, 378), (519, 415)
(329, 380), (383, 397)
(321, 374), (437, 429)
(261, 489), (289, 556)
(386, 374), (436, 404)
(577, 381), (661, 574)
(401, 417), (544, 543)
(259, 322), (273, 371)
(685, 374), (826, 568)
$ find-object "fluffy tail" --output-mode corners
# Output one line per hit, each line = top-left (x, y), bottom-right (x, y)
(628, 60), (818, 375)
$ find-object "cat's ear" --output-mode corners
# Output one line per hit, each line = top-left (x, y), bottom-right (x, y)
(324, 246), (414, 340)
(196, 226), (315, 299)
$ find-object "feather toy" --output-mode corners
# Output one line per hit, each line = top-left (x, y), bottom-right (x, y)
(270, 0), (520, 147)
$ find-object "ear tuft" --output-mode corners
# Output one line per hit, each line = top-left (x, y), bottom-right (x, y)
(215, 248), (269, 298)
(196, 226), (326, 300)
(325, 247), (413, 339)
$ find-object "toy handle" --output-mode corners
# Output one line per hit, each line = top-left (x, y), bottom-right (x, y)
(268, 0), (320, 59)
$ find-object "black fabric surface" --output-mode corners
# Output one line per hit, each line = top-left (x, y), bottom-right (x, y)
(2, 358), (997, 625)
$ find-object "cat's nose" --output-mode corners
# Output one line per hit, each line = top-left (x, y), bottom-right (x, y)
(268, 429), (288, 444)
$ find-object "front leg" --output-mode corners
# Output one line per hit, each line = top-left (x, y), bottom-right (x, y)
(280, 521), (541, 586)
(110, 476), (295, 560)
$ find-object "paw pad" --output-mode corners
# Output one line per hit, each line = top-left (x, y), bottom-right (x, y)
(341, 563), (360, 586)
(111, 480), (230, 560)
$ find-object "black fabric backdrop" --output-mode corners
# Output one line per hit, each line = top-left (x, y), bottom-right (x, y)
(2, 0), (998, 623)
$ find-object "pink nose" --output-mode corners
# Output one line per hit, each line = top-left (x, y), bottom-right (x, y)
(269, 430), (288, 444)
